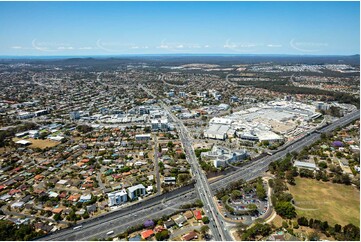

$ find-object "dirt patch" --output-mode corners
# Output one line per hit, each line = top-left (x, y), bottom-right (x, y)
(13, 138), (60, 149)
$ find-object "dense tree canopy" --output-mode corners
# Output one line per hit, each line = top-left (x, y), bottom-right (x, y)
(0, 221), (43, 241)
(274, 201), (296, 219)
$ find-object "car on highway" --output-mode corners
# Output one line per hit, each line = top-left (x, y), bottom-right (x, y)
(106, 231), (114, 236)
(73, 225), (83, 230)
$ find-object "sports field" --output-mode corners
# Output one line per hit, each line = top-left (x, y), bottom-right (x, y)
(288, 177), (360, 226)
(13, 138), (60, 149)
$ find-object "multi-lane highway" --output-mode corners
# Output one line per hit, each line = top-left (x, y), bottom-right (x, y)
(40, 185), (198, 241)
(162, 103), (230, 241)
(38, 88), (359, 241)
(141, 84), (232, 240)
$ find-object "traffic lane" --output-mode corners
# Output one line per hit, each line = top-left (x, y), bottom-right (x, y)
(45, 193), (196, 241)
(79, 207), (178, 241)
(70, 197), (195, 241)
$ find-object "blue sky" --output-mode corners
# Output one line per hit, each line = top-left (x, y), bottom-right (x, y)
(0, 1), (359, 56)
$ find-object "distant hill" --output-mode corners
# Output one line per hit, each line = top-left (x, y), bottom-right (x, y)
(0, 54), (359, 66)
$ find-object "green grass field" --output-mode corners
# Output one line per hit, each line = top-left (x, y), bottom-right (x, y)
(288, 177), (360, 226)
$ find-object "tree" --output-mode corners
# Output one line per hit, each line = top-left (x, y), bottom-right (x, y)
(274, 201), (296, 219)
(247, 204), (258, 214)
(320, 221), (329, 232)
(0, 220), (43, 240)
(167, 141), (174, 149)
(241, 223), (271, 241)
(144, 126), (151, 133)
(76, 125), (93, 133)
(309, 218), (314, 228)
(341, 174), (351, 185)
(299, 168), (314, 178)
(343, 223), (360, 241)
(200, 225), (210, 234)
(318, 161), (327, 169)
(82, 211), (90, 219)
(285, 171), (295, 185)
(202, 216), (210, 224)
(177, 173), (191, 184)
(308, 231), (320, 241)
(155, 230), (170, 241)
(178, 152), (186, 159)
(282, 221), (289, 228)
(231, 190), (242, 200)
(297, 217), (309, 227)
(334, 224), (342, 233)
(256, 182), (267, 200)
(53, 213), (62, 221)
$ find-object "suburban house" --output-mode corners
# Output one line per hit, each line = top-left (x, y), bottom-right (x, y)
(173, 214), (187, 226)
(79, 194), (92, 203)
(182, 231), (198, 241)
(163, 219), (175, 229)
(141, 229), (154, 240)
(193, 210), (202, 220)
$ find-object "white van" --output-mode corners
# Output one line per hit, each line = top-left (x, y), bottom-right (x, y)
(73, 225), (83, 230)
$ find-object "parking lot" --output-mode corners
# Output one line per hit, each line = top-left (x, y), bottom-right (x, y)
(218, 185), (269, 225)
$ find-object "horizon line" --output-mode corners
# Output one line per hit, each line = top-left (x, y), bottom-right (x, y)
(0, 53), (359, 59)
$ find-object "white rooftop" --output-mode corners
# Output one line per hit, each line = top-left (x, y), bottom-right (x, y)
(127, 184), (145, 193)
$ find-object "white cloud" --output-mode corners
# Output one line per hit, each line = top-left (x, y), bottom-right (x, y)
(130, 46), (149, 49)
(267, 44), (282, 48)
(11, 46), (22, 49)
(79, 47), (93, 50)
(57, 46), (74, 50)
(224, 43), (238, 48)
(157, 44), (169, 49)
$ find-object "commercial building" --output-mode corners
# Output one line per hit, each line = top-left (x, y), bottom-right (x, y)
(151, 119), (170, 131)
(293, 161), (318, 171)
(204, 101), (323, 142)
(127, 184), (146, 200)
(135, 134), (151, 141)
(201, 146), (248, 168)
(70, 111), (80, 120)
(164, 177), (176, 185)
(107, 189), (128, 207)
(204, 124), (229, 140)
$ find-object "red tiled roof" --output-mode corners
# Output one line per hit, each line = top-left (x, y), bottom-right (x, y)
(34, 174), (45, 180)
(59, 192), (67, 198)
(52, 208), (63, 214)
(193, 210), (202, 220)
(67, 194), (81, 202)
(8, 189), (21, 195)
(141, 229), (154, 239)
